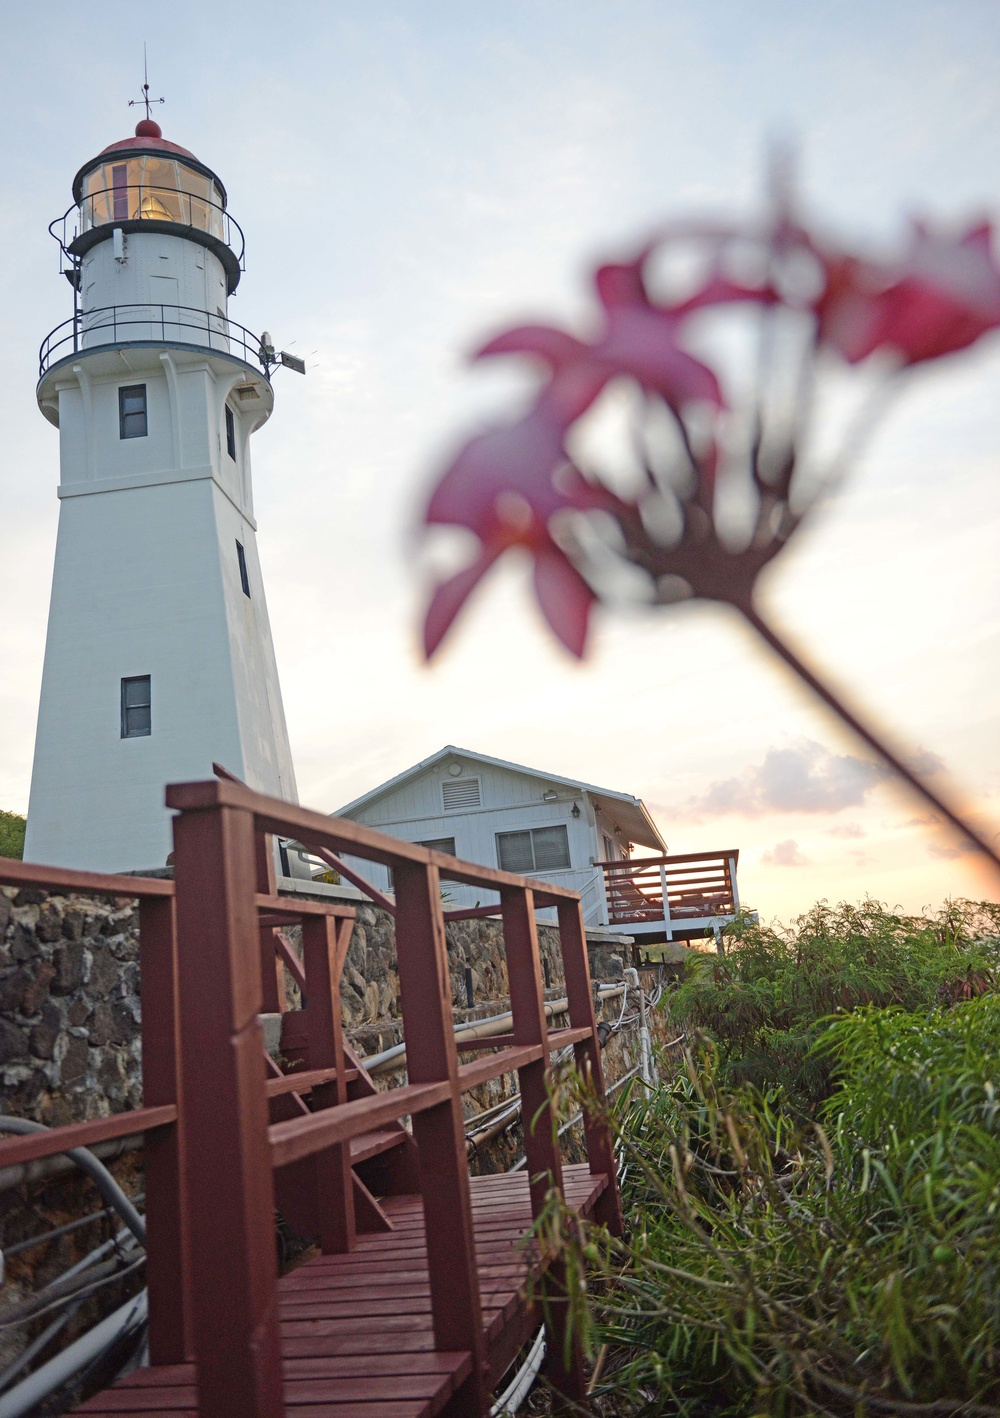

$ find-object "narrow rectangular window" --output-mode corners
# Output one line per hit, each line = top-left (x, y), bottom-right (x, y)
(497, 825), (570, 874)
(119, 384), (147, 439)
(121, 675), (151, 738)
(112, 162), (129, 221)
(236, 541), (251, 598)
(225, 404), (236, 460)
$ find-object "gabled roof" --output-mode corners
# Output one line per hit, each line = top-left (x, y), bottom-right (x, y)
(334, 745), (667, 852)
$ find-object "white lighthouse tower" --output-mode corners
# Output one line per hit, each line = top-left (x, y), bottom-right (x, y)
(25, 106), (298, 871)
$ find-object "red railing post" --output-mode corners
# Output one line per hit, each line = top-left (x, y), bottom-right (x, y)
(392, 859), (488, 1415)
(138, 894), (193, 1363)
(502, 886), (563, 1215)
(301, 914), (356, 1253)
(502, 886), (587, 1406)
(556, 899), (624, 1236)
(172, 801), (284, 1418)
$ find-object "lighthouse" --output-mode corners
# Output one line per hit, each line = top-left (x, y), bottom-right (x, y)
(25, 109), (299, 871)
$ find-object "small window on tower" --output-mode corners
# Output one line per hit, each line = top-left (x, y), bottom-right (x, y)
(236, 541), (251, 598)
(225, 405), (236, 461)
(121, 676), (151, 739)
(119, 385), (147, 439)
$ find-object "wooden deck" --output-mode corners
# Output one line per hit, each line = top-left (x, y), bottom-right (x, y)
(75, 1166), (607, 1416)
(599, 849), (741, 941)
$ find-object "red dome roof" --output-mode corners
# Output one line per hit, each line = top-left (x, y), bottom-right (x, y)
(98, 120), (198, 162)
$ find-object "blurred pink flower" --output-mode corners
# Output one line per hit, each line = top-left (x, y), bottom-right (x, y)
(416, 186), (1000, 879)
(423, 251), (775, 656)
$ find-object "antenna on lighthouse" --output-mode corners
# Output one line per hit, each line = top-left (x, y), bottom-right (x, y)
(129, 44), (165, 121)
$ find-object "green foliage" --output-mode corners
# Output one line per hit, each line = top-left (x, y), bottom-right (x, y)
(0, 810), (26, 860)
(532, 899), (1000, 1415)
(667, 899), (1000, 1111)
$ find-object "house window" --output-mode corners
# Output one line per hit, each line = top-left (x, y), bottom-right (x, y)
(225, 404), (236, 460)
(442, 778), (481, 811)
(419, 837), (456, 856)
(121, 675), (151, 738)
(236, 541), (251, 598)
(603, 834), (615, 862)
(119, 385), (147, 439)
(420, 837), (458, 887)
(497, 825), (570, 874)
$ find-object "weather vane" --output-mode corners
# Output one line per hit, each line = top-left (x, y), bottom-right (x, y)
(129, 44), (165, 121)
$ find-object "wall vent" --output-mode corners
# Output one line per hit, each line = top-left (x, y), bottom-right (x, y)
(442, 778), (481, 811)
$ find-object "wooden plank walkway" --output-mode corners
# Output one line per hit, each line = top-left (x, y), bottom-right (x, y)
(74, 1166), (607, 1416)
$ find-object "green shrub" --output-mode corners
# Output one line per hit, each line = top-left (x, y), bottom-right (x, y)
(0, 810), (26, 860)
(666, 899), (1000, 1111)
(536, 900), (1000, 1414)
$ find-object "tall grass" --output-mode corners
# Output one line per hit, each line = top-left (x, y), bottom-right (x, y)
(539, 899), (1000, 1415)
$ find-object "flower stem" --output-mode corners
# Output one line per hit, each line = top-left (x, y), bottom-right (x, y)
(742, 603), (1000, 877)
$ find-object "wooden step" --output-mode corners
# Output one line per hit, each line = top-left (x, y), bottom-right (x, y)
(350, 1128), (409, 1165)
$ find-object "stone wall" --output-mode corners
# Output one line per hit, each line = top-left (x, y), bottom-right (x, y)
(0, 886), (625, 1128)
(0, 887), (142, 1125)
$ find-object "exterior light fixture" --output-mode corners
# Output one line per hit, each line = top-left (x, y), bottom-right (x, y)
(571, 802), (581, 818)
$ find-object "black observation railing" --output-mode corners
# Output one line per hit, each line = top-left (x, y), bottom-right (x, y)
(39, 304), (275, 379)
(49, 186), (245, 269)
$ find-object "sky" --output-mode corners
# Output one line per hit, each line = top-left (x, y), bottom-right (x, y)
(0, 0), (998, 923)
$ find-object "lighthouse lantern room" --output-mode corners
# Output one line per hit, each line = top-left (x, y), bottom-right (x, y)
(25, 112), (299, 871)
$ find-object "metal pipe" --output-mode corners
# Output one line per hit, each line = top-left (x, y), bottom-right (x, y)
(0, 1118), (145, 1247)
(0, 1130), (144, 1196)
(0, 1291), (147, 1418)
(490, 1325), (545, 1415)
(510, 1063), (642, 1171)
(362, 984), (626, 1074)
(624, 969), (656, 1088)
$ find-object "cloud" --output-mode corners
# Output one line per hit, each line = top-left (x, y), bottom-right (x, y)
(928, 840), (978, 860)
(825, 822), (866, 839)
(692, 740), (889, 817)
(908, 748), (946, 776)
(761, 839), (810, 867)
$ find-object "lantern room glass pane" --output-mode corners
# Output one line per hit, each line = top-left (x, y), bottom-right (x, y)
(80, 157), (225, 240)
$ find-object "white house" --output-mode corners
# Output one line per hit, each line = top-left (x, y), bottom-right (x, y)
(331, 745), (661, 928)
(330, 747), (743, 943)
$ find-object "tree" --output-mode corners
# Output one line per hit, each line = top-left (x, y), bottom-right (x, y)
(0, 810), (26, 860)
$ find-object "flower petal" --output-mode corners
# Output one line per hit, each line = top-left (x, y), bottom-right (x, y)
(476, 324), (589, 369)
(532, 545), (596, 658)
(423, 548), (502, 659)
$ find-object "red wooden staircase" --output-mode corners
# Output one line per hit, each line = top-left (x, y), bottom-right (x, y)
(0, 780), (622, 1416)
